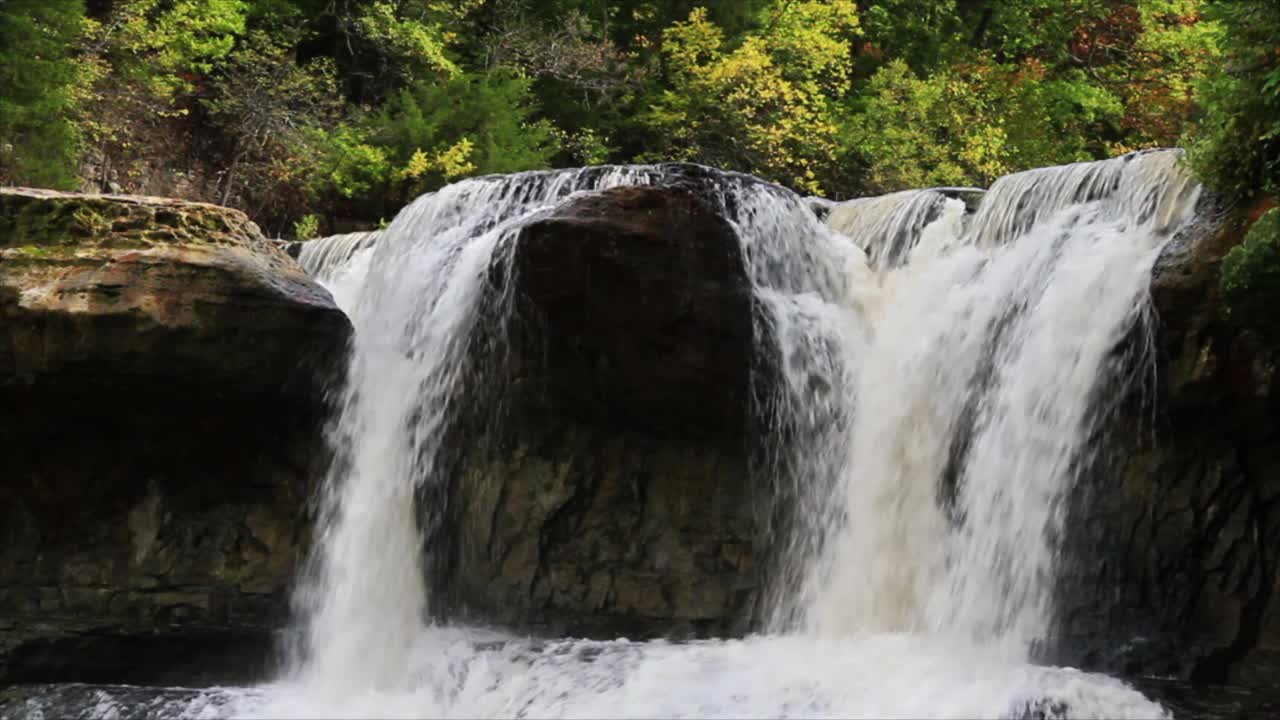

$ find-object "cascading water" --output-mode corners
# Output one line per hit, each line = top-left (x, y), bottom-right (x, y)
(4, 152), (1201, 720)
(288, 166), (667, 695)
(298, 231), (380, 280)
(806, 150), (1200, 655)
(825, 187), (979, 268)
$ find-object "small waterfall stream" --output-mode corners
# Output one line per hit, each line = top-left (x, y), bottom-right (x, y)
(4, 152), (1205, 719)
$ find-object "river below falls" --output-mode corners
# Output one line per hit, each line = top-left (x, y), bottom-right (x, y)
(3, 628), (1276, 720)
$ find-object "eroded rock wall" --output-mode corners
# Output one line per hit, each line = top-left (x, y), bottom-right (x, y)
(0, 188), (350, 684)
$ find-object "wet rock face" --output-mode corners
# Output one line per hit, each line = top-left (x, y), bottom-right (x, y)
(0, 188), (351, 684)
(438, 181), (766, 638)
(1056, 194), (1280, 686)
(509, 183), (754, 445)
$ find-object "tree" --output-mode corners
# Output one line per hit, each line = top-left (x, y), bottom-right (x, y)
(264, 0), (485, 105)
(844, 59), (1009, 191)
(0, 0), (88, 189)
(855, 0), (963, 72)
(366, 67), (555, 198)
(202, 31), (342, 223)
(0, 0), (1255, 231)
(1067, 0), (1219, 154)
(487, 8), (642, 101)
(1186, 0), (1280, 198)
(643, 2), (860, 195)
(77, 0), (249, 190)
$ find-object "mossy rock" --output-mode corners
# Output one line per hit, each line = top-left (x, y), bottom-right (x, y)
(1220, 206), (1280, 336)
(0, 188), (264, 251)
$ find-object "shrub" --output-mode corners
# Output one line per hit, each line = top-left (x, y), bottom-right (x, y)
(1220, 208), (1280, 335)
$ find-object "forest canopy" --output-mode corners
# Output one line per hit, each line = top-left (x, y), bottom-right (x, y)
(0, 0), (1275, 235)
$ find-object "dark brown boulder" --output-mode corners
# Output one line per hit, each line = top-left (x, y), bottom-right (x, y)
(439, 181), (766, 639)
(0, 188), (351, 684)
(510, 183), (753, 445)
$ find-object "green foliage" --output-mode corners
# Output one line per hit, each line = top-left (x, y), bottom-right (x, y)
(202, 31), (343, 218)
(88, 0), (249, 97)
(304, 124), (393, 202)
(1186, 0), (1280, 198)
(846, 59), (1006, 190)
(0, 0), (1264, 230)
(1092, 0), (1221, 153)
(74, 0), (251, 192)
(350, 1), (468, 79)
(1220, 208), (1280, 334)
(0, 0), (88, 189)
(980, 0), (1111, 62)
(843, 0), (1225, 192)
(481, 0), (773, 51)
(293, 213), (321, 240)
(857, 0), (962, 71)
(846, 57), (1126, 191)
(369, 68), (558, 198)
(644, 2), (860, 194)
(289, 67), (557, 218)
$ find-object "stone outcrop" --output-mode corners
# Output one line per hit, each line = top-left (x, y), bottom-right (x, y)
(0, 188), (350, 684)
(1057, 193), (1280, 685)
(437, 179), (767, 639)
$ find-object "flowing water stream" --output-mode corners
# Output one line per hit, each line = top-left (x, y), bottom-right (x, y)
(4, 152), (1211, 719)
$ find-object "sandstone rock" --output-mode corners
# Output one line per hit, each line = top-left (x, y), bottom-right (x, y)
(0, 188), (351, 683)
(0, 188), (346, 395)
(1055, 193), (1280, 685)
(438, 178), (766, 638)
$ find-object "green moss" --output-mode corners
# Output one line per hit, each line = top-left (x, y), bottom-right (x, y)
(0, 194), (111, 247)
(0, 246), (102, 271)
(1, 191), (259, 250)
(1220, 208), (1280, 336)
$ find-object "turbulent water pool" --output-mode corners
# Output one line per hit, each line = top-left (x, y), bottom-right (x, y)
(3, 152), (1250, 719)
(0, 633), (1211, 719)
(3, 634), (1277, 719)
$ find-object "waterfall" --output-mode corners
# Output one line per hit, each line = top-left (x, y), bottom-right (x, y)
(16, 154), (1203, 719)
(827, 189), (958, 268)
(285, 153), (1194, 717)
(284, 164), (867, 687)
(288, 166), (666, 694)
(297, 231), (381, 281)
(805, 150), (1202, 656)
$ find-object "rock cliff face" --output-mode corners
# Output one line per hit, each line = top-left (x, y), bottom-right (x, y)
(1057, 194), (1280, 685)
(0, 188), (350, 684)
(436, 181), (767, 638)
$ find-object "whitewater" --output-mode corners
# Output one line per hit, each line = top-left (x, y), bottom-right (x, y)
(5, 151), (1203, 719)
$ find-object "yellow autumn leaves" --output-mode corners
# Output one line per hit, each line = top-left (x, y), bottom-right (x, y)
(646, 3), (859, 195)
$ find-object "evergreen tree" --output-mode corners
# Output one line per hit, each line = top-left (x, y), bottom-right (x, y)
(371, 68), (559, 200)
(0, 0), (87, 189)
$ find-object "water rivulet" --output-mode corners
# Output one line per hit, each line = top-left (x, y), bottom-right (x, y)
(6, 152), (1205, 719)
